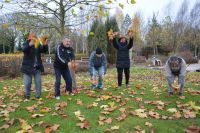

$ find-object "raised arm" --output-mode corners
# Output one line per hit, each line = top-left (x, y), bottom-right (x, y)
(22, 41), (32, 53)
(113, 38), (119, 49)
(127, 37), (133, 49)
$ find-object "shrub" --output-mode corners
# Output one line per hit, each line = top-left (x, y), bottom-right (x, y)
(178, 51), (198, 64)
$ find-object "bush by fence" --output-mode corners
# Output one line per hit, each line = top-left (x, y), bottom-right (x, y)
(0, 54), (23, 77)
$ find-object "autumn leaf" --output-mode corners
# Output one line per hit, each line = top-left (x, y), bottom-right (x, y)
(40, 107), (51, 113)
(104, 125), (119, 132)
(119, 3), (124, 9)
(184, 124), (200, 133)
(76, 120), (90, 129)
(145, 122), (153, 127)
(31, 114), (44, 118)
(131, 0), (136, 4)
(167, 108), (177, 113)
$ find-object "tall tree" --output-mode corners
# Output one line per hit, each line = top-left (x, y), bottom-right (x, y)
(145, 13), (162, 56)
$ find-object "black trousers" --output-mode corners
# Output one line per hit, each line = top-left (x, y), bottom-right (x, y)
(117, 67), (130, 86)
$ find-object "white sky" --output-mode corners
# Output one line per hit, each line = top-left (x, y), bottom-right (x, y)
(110, 0), (198, 22)
(0, 0), (198, 23)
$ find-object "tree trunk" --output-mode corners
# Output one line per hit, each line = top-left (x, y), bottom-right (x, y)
(60, 0), (65, 37)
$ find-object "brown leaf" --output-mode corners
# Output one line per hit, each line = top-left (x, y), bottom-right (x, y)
(26, 104), (37, 113)
(0, 124), (9, 130)
(40, 107), (51, 113)
(184, 124), (200, 133)
(116, 113), (127, 121)
(145, 122), (153, 127)
(31, 114), (44, 118)
(55, 102), (67, 111)
(76, 120), (90, 129)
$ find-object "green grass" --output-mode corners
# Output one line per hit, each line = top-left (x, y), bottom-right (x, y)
(0, 67), (199, 133)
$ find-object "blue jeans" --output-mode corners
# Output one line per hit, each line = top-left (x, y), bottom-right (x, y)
(23, 70), (41, 98)
(167, 75), (185, 94)
(54, 67), (72, 96)
(91, 66), (104, 89)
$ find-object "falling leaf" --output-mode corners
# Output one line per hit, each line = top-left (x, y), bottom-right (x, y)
(131, 0), (136, 4)
(119, 3), (124, 9)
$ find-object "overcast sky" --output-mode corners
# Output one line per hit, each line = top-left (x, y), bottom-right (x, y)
(0, 0), (198, 23)
(110, 0), (198, 22)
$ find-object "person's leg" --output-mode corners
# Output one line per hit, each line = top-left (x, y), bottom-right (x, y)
(54, 67), (62, 97)
(166, 75), (175, 95)
(178, 75), (185, 96)
(62, 68), (72, 94)
(97, 66), (104, 89)
(23, 73), (32, 99)
(117, 67), (123, 87)
(124, 67), (130, 86)
(91, 67), (97, 89)
(34, 70), (42, 98)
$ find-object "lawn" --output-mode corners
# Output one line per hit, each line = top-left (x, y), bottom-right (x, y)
(0, 67), (199, 133)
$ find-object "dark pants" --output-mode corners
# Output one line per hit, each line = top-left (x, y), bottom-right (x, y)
(54, 67), (72, 96)
(117, 67), (130, 86)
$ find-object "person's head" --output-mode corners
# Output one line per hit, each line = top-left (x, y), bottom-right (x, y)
(120, 37), (126, 43)
(96, 48), (102, 57)
(168, 56), (182, 71)
(63, 37), (71, 47)
(28, 33), (37, 43)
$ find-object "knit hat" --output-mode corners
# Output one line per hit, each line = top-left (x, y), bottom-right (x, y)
(96, 48), (102, 55)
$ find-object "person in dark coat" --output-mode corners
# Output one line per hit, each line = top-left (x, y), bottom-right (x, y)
(54, 37), (75, 100)
(165, 56), (187, 96)
(112, 32), (133, 88)
(21, 33), (48, 99)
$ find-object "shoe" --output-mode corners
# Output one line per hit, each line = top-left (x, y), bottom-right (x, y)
(168, 92), (173, 96)
(70, 93), (75, 96)
(126, 84), (131, 88)
(55, 96), (60, 100)
(97, 86), (102, 89)
(24, 96), (30, 100)
(179, 92), (183, 96)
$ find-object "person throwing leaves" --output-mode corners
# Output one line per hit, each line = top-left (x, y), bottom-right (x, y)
(112, 32), (133, 88)
(21, 32), (48, 100)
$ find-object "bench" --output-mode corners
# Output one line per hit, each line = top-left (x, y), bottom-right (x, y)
(81, 57), (89, 62)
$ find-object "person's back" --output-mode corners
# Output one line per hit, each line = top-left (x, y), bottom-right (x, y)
(165, 55), (187, 96)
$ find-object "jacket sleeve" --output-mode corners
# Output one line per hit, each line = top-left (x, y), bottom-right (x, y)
(56, 44), (68, 64)
(22, 41), (32, 53)
(127, 37), (133, 49)
(180, 58), (187, 76)
(39, 44), (48, 53)
(102, 53), (107, 74)
(113, 38), (119, 49)
(70, 48), (75, 61)
(165, 59), (172, 77)
(88, 52), (95, 76)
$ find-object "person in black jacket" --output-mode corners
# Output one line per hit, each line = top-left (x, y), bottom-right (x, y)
(112, 32), (133, 88)
(54, 37), (75, 99)
(21, 33), (48, 99)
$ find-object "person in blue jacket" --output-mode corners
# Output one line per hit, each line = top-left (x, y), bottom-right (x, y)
(89, 48), (107, 89)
